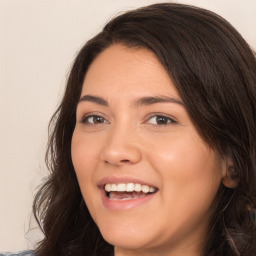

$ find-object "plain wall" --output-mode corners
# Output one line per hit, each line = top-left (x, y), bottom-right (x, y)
(1, 0), (255, 252)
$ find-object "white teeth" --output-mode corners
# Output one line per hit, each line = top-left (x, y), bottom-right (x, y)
(111, 184), (117, 191)
(126, 183), (134, 192)
(149, 187), (155, 193)
(105, 183), (111, 192)
(134, 183), (142, 192)
(117, 183), (126, 191)
(142, 185), (149, 193)
(104, 183), (156, 193)
(105, 184), (117, 192)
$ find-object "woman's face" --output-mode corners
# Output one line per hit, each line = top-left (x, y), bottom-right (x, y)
(71, 44), (227, 255)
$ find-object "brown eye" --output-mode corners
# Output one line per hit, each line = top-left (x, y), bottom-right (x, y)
(148, 115), (176, 125)
(82, 115), (109, 124)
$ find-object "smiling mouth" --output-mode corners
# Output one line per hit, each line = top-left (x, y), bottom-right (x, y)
(104, 183), (158, 200)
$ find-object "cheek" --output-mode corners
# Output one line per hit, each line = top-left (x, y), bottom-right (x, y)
(145, 132), (222, 211)
(71, 131), (100, 207)
(71, 130), (101, 174)
(147, 130), (221, 179)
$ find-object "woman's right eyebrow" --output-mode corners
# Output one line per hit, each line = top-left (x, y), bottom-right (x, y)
(78, 95), (109, 106)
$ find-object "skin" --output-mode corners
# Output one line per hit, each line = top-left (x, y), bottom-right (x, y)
(71, 44), (229, 256)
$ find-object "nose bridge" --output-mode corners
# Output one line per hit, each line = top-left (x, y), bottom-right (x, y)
(100, 119), (142, 165)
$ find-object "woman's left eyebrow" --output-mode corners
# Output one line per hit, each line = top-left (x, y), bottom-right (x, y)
(132, 95), (184, 107)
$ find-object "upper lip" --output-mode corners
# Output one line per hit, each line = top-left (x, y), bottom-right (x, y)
(98, 176), (158, 189)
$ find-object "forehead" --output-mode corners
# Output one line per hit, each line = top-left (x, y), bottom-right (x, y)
(81, 44), (180, 99)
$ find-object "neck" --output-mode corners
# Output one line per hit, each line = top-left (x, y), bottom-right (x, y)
(114, 241), (202, 256)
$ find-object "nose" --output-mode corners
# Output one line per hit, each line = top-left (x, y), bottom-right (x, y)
(100, 126), (142, 166)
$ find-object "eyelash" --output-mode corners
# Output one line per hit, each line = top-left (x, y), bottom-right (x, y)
(81, 114), (109, 125)
(146, 114), (177, 125)
(81, 113), (177, 126)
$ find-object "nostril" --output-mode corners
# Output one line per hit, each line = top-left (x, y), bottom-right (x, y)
(121, 159), (130, 163)
(101, 146), (142, 165)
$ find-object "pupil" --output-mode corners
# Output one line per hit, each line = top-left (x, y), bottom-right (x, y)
(94, 116), (103, 123)
(157, 116), (167, 124)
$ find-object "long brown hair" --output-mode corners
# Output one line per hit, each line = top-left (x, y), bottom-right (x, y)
(33, 3), (256, 256)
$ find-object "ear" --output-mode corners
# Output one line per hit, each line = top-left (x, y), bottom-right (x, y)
(221, 158), (238, 188)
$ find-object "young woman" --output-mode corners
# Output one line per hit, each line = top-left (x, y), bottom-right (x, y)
(29, 3), (256, 256)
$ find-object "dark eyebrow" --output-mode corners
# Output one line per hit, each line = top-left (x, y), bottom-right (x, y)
(78, 95), (108, 106)
(132, 95), (184, 107)
(78, 94), (184, 108)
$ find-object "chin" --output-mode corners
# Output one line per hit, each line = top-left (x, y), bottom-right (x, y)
(97, 220), (155, 250)
(103, 233), (151, 251)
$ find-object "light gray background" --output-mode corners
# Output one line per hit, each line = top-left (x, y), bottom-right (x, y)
(1, 0), (256, 252)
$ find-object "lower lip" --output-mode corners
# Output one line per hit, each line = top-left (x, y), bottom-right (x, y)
(100, 189), (157, 210)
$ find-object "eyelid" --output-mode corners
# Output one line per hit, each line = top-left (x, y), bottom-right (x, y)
(145, 113), (178, 125)
(80, 112), (110, 124)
